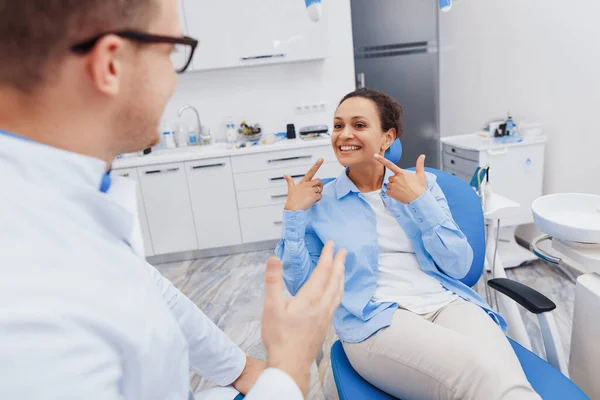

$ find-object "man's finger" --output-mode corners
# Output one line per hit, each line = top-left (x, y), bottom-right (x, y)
(374, 153), (403, 175)
(415, 154), (426, 176)
(297, 241), (334, 296)
(300, 158), (324, 183)
(264, 257), (284, 311)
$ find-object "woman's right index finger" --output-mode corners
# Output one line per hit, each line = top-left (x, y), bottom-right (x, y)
(300, 158), (324, 183)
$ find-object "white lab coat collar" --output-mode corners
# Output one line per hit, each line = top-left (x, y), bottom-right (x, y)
(0, 134), (139, 253)
(0, 134), (108, 194)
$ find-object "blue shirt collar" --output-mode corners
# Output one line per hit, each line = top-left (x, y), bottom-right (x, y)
(334, 166), (395, 199)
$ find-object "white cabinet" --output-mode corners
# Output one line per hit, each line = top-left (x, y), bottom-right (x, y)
(185, 158), (242, 249)
(183, 0), (328, 71)
(138, 162), (199, 255)
(113, 168), (155, 257)
(441, 134), (546, 227)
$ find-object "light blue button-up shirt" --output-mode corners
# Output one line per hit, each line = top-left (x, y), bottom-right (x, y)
(275, 168), (506, 343)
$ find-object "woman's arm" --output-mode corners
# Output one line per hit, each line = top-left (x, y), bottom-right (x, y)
(274, 209), (325, 295)
(408, 175), (473, 279)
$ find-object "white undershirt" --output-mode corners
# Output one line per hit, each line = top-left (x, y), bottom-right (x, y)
(362, 189), (457, 314)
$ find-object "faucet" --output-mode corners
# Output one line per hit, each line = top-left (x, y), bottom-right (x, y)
(178, 105), (211, 145)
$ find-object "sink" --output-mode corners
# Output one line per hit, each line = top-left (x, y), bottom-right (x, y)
(532, 193), (600, 244)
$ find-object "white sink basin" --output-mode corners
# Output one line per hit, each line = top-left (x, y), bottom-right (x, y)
(533, 193), (600, 244)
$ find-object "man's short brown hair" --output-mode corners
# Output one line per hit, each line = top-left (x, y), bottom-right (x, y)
(0, 0), (157, 92)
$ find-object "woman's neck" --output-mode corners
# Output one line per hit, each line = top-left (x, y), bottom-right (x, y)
(347, 162), (386, 193)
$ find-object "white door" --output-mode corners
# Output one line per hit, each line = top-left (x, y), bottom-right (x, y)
(138, 162), (199, 255)
(113, 168), (155, 257)
(185, 158), (242, 249)
(184, 0), (328, 71)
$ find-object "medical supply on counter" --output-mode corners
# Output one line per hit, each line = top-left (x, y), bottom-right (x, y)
(286, 123), (296, 139)
(176, 124), (188, 148)
(188, 127), (198, 146)
(238, 121), (262, 142)
(505, 114), (516, 136)
(299, 124), (329, 139)
(161, 121), (176, 149)
(225, 117), (237, 144)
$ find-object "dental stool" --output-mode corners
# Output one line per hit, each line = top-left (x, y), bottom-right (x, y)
(330, 164), (589, 399)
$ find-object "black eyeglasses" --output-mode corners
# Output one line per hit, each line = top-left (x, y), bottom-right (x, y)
(71, 31), (199, 73)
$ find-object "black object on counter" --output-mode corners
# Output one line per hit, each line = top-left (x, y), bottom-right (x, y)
(286, 123), (296, 139)
(143, 148), (152, 155)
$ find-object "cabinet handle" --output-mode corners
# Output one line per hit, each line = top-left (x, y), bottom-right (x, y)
(270, 194), (288, 199)
(145, 167), (179, 175)
(486, 147), (509, 156)
(120, 173), (130, 178)
(192, 163), (225, 170)
(357, 72), (366, 89)
(273, 221), (283, 225)
(268, 155), (312, 163)
(241, 53), (285, 61)
(270, 174), (305, 181)
(450, 160), (455, 165)
(451, 148), (456, 153)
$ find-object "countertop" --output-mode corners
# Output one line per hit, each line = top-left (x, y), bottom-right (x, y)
(441, 132), (547, 151)
(113, 137), (333, 169)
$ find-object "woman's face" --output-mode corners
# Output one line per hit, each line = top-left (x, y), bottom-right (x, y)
(332, 97), (395, 167)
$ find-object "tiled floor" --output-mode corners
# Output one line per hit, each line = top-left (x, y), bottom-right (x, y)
(155, 252), (577, 399)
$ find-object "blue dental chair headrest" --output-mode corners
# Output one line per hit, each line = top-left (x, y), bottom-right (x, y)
(385, 138), (402, 165)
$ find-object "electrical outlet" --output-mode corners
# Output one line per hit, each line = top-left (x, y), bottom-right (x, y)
(294, 102), (327, 114)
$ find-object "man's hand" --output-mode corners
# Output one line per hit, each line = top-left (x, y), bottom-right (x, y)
(261, 242), (346, 397)
(283, 158), (324, 211)
(374, 153), (427, 204)
(232, 357), (267, 395)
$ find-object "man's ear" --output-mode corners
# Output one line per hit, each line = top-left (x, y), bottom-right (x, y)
(85, 35), (125, 96)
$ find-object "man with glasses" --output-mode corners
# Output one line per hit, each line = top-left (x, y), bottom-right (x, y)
(0, 1), (346, 399)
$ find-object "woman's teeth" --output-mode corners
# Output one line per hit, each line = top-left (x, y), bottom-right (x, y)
(340, 145), (361, 151)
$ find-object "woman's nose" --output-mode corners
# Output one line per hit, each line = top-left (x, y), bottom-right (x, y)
(339, 128), (353, 140)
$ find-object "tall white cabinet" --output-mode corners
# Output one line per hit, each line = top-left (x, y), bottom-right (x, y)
(182, 0), (329, 71)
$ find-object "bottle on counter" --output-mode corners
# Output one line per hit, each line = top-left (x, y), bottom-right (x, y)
(162, 120), (176, 149)
(188, 127), (198, 146)
(225, 117), (237, 144)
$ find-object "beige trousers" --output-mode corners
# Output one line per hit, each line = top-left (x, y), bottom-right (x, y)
(342, 298), (541, 400)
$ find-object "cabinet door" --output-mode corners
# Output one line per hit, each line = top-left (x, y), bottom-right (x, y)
(113, 168), (155, 257)
(184, 0), (328, 71)
(185, 158), (242, 249)
(138, 162), (198, 255)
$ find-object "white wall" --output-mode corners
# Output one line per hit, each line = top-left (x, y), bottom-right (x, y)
(439, 0), (600, 195)
(163, 0), (355, 142)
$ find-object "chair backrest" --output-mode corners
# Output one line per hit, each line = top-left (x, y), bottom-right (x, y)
(411, 167), (485, 287)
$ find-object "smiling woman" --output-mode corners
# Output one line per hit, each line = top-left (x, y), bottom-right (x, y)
(275, 89), (543, 400)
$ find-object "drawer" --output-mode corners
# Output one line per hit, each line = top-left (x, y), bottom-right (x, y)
(231, 145), (336, 174)
(442, 143), (479, 162)
(239, 205), (285, 243)
(237, 187), (289, 209)
(443, 165), (472, 184)
(234, 162), (343, 192)
(442, 152), (479, 176)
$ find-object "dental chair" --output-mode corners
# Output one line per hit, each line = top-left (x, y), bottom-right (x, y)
(330, 139), (589, 400)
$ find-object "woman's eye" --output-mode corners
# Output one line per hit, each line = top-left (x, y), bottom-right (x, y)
(355, 123), (365, 129)
(334, 124), (342, 129)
